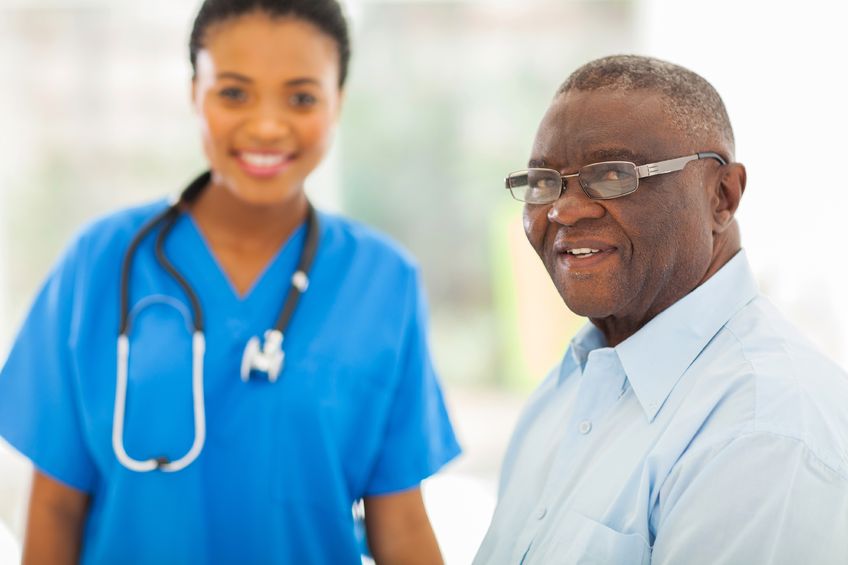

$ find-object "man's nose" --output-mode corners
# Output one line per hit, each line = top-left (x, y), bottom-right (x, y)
(546, 177), (606, 225)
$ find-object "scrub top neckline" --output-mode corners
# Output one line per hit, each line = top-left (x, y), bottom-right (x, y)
(180, 211), (310, 303)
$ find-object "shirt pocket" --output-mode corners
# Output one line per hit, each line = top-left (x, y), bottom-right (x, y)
(530, 510), (651, 565)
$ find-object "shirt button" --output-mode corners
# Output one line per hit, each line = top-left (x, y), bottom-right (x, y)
(578, 420), (592, 434)
(536, 507), (547, 520)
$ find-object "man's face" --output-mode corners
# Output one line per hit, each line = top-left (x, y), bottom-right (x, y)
(524, 89), (721, 334)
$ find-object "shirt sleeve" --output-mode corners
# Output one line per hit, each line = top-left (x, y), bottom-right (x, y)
(363, 267), (462, 496)
(0, 238), (97, 492)
(652, 432), (848, 565)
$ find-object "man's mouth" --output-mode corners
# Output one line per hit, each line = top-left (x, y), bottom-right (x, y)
(566, 247), (601, 259)
(553, 240), (618, 270)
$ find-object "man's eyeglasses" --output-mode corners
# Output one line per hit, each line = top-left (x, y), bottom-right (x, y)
(504, 151), (727, 204)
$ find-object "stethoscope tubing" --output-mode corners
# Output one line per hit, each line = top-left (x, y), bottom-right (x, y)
(113, 196), (207, 472)
(113, 332), (207, 472)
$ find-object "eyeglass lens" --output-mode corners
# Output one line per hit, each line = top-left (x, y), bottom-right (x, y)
(508, 162), (640, 203)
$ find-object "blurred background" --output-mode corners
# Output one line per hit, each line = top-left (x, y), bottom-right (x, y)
(1, 0), (846, 562)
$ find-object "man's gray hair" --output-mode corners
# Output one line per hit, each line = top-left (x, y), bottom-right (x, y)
(558, 55), (735, 158)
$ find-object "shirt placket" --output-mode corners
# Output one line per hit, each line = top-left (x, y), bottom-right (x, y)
(514, 348), (627, 564)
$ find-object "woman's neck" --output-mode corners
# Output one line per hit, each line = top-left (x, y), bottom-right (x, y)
(186, 179), (309, 296)
(189, 180), (308, 249)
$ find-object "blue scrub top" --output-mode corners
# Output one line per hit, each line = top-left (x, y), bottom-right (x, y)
(0, 199), (461, 564)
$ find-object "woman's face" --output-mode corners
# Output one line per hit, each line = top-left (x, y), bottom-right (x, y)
(192, 12), (342, 206)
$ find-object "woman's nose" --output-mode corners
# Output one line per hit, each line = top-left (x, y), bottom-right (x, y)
(246, 104), (292, 142)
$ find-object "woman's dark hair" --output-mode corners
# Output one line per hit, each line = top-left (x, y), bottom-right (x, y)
(189, 0), (351, 87)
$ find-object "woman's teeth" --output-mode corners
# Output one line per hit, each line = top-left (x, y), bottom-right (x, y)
(240, 152), (285, 167)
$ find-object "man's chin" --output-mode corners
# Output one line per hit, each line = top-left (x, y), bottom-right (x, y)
(560, 293), (617, 319)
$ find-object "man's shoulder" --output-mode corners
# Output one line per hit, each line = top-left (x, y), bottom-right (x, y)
(687, 294), (848, 476)
(722, 295), (848, 421)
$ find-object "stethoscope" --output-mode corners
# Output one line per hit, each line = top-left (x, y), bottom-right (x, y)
(112, 172), (320, 472)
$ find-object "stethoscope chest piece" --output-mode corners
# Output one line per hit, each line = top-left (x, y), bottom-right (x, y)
(241, 330), (285, 383)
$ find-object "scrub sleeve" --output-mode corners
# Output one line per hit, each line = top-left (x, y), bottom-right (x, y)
(0, 237), (96, 492)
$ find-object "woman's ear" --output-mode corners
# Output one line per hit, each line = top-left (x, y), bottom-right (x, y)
(335, 88), (346, 118)
(712, 162), (746, 233)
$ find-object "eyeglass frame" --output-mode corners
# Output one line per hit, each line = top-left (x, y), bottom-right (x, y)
(504, 151), (727, 204)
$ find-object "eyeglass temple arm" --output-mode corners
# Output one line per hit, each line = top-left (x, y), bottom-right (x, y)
(635, 152), (727, 179)
(504, 173), (527, 189)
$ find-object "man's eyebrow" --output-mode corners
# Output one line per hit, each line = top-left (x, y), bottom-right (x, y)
(586, 148), (648, 163)
(528, 150), (652, 169)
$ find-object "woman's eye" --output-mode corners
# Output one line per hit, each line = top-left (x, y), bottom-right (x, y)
(219, 87), (247, 102)
(289, 92), (318, 107)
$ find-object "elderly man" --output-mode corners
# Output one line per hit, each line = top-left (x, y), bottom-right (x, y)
(475, 55), (848, 564)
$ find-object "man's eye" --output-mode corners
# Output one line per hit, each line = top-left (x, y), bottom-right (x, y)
(289, 92), (318, 107)
(536, 177), (559, 190)
(219, 87), (247, 102)
(601, 169), (622, 181)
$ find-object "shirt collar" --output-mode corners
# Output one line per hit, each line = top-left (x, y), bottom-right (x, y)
(615, 250), (759, 421)
(558, 250), (759, 421)
(559, 322), (607, 383)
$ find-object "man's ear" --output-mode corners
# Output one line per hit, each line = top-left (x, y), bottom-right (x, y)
(712, 162), (746, 233)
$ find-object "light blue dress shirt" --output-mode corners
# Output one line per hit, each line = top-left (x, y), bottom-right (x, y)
(475, 251), (848, 564)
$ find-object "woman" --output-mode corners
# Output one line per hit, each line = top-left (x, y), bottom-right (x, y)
(0, 0), (460, 563)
